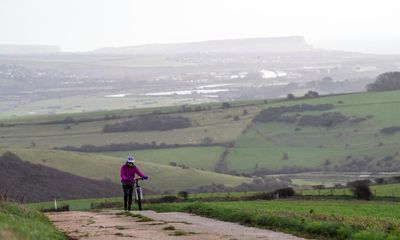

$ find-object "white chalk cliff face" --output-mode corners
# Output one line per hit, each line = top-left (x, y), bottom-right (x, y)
(94, 36), (313, 55)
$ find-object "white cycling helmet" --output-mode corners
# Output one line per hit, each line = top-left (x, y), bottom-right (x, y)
(127, 155), (135, 163)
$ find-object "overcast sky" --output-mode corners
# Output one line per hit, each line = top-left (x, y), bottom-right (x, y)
(1, 0), (399, 54)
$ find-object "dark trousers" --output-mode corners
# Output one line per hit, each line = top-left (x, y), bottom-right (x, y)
(122, 184), (133, 210)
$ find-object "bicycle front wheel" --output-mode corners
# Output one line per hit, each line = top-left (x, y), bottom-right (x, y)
(136, 187), (142, 210)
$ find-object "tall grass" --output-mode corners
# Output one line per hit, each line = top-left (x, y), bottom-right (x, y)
(144, 201), (400, 240)
(0, 201), (65, 240)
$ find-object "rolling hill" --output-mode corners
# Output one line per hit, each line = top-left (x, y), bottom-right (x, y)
(225, 91), (400, 175)
(0, 148), (251, 194)
(2, 90), (400, 189)
(0, 152), (121, 202)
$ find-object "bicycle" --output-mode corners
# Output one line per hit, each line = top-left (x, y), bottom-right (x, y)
(134, 178), (145, 210)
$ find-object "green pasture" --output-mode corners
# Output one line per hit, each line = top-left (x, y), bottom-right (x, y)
(0, 93), (215, 119)
(225, 90), (400, 173)
(0, 104), (257, 149)
(101, 146), (225, 171)
(302, 183), (400, 198)
(0, 148), (251, 193)
(145, 200), (400, 239)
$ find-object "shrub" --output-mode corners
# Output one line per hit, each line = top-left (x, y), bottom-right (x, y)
(222, 102), (231, 109)
(349, 181), (373, 200)
(169, 162), (177, 167)
(178, 191), (189, 200)
(304, 90), (319, 98)
(272, 187), (295, 198)
(287, 93), (296, 100)
(367, 72), (400, 92)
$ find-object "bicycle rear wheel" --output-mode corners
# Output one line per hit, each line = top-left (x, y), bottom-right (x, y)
(136, 187), (142, 210)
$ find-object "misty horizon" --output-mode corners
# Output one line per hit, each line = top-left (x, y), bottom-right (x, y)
(2, 35), (400, 56)
(1, 0), (400, 54)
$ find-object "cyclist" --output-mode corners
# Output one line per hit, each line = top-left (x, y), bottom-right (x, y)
(120, 155), (148, 211)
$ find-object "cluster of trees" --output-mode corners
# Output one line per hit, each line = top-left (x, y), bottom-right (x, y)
(253, 104), (335, 123)
(380, 126), (400, 135)
(254, 103), (334, 122)
(178, 105), (211, 113)
(103, 114), (191, 133)
(56, 141), (225, 152)
(367, 72), (400, 92)
(186, 177), (288, 193)
(286, 90), (320, 100)
(297, 112), (349, 127)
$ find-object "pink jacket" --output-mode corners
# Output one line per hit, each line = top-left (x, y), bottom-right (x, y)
(120, 164), (145, 184)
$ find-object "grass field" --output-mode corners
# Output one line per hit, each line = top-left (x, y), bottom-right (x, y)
(0, 104), (258, 148)
(0, 148), (251, 193)
(101, 146), (225, 171)
(2, 90), (400, 191)
(144, 200), (400, 239)
(0, 201), (65, 240)
(0, 93), (216, 119)
(301, 183), (400, 198)
(226, 91), (400, 173)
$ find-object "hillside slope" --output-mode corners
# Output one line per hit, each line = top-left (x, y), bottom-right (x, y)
(0, 152), (121, 203)
(0, 148), (251, 193)
(226, 91), (400, 174)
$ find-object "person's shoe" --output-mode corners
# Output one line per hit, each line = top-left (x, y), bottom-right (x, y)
(128, 206), (131, 211)
(124, 207), (127, 211)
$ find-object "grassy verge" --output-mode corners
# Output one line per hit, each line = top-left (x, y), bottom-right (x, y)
(144, 200), (400, 240)
(0, 201), (65, 240)
(302, 183), (400, 198)
(27, 191), (260, 211)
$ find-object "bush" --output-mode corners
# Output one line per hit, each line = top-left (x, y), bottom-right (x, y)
(169, 162), (177, 167)
(272, 187), (295, 198)
(287, 93), (295, 100)
(349, 181), (373, 200)
(178, 191), (189, 200)
(367, 72), (400, 92)
(304, 90), (319, 98)
(222, 102), (231, 109)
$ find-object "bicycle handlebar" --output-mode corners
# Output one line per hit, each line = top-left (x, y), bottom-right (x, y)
(134, 177), (147, 181)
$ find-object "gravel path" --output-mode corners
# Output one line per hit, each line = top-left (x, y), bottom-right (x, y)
(47, 210), (307, 240)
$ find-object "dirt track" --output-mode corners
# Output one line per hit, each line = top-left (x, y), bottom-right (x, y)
(47, 210), (307, 240)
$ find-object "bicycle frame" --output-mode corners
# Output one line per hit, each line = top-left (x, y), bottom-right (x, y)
(134, 179), (143, 200)
(134, 178), (144, 210)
